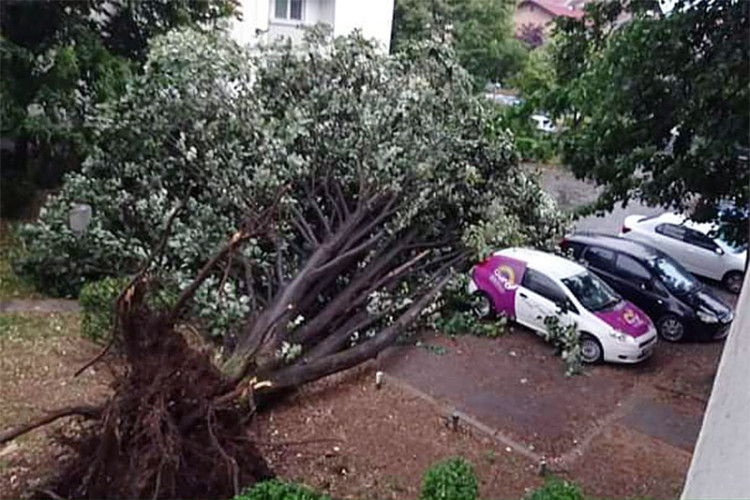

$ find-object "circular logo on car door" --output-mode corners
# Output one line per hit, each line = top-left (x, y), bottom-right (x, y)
(494, 265), (518, 290)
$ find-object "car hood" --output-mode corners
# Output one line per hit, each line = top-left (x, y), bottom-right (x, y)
(683, 287), (734, 320)
(593, 300), (652, 337)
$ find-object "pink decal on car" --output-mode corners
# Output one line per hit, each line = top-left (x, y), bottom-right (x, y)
(472, 255), (527, 318)
(594, 301), (651, 337)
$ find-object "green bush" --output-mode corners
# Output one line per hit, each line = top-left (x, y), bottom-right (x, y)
(420, 457), (478, 500)
(79, 276), (130, 342)
(526, 477), (585, 500)
(235, 480), (331, 500)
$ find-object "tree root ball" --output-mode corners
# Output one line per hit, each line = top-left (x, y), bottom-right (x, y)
(47, 308), (272, 499)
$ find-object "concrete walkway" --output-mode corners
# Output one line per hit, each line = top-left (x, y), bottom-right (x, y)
(0, 298), (79, 313)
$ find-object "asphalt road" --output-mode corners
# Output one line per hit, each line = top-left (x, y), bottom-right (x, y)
(529, 163), (738, 308)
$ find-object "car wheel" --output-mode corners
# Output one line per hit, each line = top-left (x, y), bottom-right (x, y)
(472, 291), (495, 320)
(723, 271), (744, 295)
(657, 314), (685, 342)
(579, 334), (603, 364)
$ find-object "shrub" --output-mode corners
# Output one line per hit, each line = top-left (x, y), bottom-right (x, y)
(542, 315), (583, 376)
(526, 477), (584, 500)
(420, 457), (478, 500)
(79, 276), (130, 342)
(235, 480), (331, 500)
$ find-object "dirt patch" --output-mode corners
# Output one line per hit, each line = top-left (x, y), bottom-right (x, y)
(566, 423), (691, 499)
(0, 313), (111, 498)
(254, 364), (542, 500)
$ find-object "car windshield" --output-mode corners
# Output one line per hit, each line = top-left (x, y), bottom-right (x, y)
(562, 271), (621, 312)
(647, 256), (700, 295)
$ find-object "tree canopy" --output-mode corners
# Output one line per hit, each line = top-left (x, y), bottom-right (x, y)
(548, 0), (749, 243)
(0, 0), (236, 216)
(390, 0), (527, 88)
(18, 28), (567, 379)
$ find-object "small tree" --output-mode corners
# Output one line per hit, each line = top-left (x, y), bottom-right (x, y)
(549, 0), (749, 243)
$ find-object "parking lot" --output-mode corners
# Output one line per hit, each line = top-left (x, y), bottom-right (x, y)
(380, 164), (739, 497)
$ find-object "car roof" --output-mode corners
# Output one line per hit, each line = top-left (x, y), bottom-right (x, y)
(564, 232), (662, 260)
(495, 247), (585, 280)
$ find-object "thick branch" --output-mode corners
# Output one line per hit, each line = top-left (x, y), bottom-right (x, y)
(1, 405), (102, 445)
(258, 273), (453, 393)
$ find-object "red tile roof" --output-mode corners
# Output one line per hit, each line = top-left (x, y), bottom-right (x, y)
(520, 0), (585, 19)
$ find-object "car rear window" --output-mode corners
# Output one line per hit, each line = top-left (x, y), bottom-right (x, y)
(655, 223), (686, 240)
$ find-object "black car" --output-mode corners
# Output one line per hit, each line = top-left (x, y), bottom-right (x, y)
(561, 233), (734, 342)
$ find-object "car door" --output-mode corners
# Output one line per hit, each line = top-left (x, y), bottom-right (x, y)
(579, 246), (619, 286)
(681, 227), (724, 280)
(611, 253), (667, 320)
(653, 223), (694, 272)
(516, 268), (573, 333)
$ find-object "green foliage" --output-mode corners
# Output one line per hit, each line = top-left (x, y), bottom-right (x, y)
(526, 477), (585, 500)
(235, 480), (331, 500)
(0, 0), (237, 218)
(0, 222), (40, 298)
(542, 315), (583, 376)
(548, 0), (749, 243)
(78, 276), (129, 342)
(391, 0), (526, 87)
(18, 28), (567, 339)
(420, 457), (478, 500)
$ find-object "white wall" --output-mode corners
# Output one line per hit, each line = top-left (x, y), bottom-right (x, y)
(231, 0), (269, 46)
(333, 0), (394, 52)
(230, 0), (394, 51)
(681, 274), (750, 499)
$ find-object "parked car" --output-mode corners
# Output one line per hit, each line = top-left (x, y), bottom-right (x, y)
(531, 114), (556, 133)
(561, 233), (734, 342)
(468, 247), (657, 364)
(620, 212), (747, 293)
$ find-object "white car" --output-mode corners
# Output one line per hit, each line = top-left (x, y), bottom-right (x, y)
(468, 248), (658, 364)
(531, 114), (556, 133)
(621, 213), (747, 293)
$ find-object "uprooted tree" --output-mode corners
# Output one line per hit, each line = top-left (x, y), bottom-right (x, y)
(7, 28), (567, 498)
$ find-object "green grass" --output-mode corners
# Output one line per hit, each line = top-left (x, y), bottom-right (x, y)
(0, 221), (41, 299)
(0, 312), (79, 339)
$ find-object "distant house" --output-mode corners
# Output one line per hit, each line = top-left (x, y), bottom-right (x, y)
(231, 0), (394, 52)
(513, 0), (584, 39)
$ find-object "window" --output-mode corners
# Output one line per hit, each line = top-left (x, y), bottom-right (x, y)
(647, 256), (700, 296)
(684, 228), (719, 252)
(522, 269), (568, 304)
(582, 246), (615, 271)
(615, 254), (651, 282)
(274, 0), (303, 20)
(562, 271), (621, 312)
(655, 223), (686, 241)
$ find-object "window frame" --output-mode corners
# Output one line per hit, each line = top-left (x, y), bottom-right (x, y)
(273, 0), (304, 21)
(615, 253), (652, 283)
(655, 223), (687, 241)
(521, 268), (569, 305)
(581, 246), (615, 272)
(683, 227), (720, 252)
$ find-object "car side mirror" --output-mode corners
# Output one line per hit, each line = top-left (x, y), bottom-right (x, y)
(715, 247), (724, 256)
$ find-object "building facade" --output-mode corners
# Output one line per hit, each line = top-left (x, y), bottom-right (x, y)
(232, 0), (394, 52)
